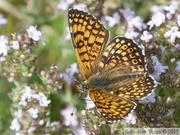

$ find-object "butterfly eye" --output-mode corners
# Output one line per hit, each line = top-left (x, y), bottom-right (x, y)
(81, 81), (88, 93)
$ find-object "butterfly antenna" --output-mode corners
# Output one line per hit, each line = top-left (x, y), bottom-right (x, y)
(70, 92), (82, 117)
(52, 64), (80, 84)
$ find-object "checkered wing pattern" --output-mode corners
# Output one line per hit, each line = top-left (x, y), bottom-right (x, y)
(98, 36), (146, 75)
(68, 9), (157, 121)
(68, 9), (109, 79)
(89, 90), (135, 121)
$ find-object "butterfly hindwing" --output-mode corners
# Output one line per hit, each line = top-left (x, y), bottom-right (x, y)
(108, 75), (157, 99)
(89, 90), (136, 121)
(97, 36), (146, 75)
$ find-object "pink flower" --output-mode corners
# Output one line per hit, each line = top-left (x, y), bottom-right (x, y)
(26, 26), (45, 45)
(27, 108), (38, 118)
(140, 31), (153, 42)
(164, 26), (180, 43)
(151, 56), (168, 80)
(0, 35), (9, 56)
(164, 5), (177, 14)
(147, 12), (165, 29)
(10, 119), (21, 131)
(61, 107), (78, 127)
(0, 14), (7, 25)
(104, 12), (120, 27)
(11, 41), (19, 50)
(124, 112), (137, 124)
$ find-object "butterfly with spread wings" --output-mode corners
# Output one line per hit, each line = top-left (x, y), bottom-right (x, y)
(68, 9), (157, 121)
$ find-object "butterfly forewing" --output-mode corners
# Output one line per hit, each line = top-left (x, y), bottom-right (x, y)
(68, 9), (109, 79)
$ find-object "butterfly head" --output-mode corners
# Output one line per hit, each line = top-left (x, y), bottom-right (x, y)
(78, 81), (88, 93)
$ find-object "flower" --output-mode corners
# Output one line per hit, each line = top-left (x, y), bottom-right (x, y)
(28, 127), (36, 133)
(150, 123), (154, 127)
(37, 93), (51, 107)
(0, 56), (6, 62)
(40, 70), (45, 76)
(156, 116), (161, 120)
(104, 12), (120, 27)
(151, 56), (168, 80)
(148, 44), (154, 49)
(166, 13), (172, 20)
(119, 8), (134, 19)
(166, 97), (172, 103)
(85, 95), (96, 109)
(124, 112), (137, 124)
(10, 119), (21, 131)
(57, 0), (74, 11)
(50, 121), (60, 126)
(19, 86), (35, 106)
(0, 14), (7, 25)
(27, 108), (38, 118)
(61, 107), (78, 127)
(150, 5), (164, 14)
(14, 110), (23, 118)
(166, 109), (175, 117)
(164, 26), (180, 43)
(0, 35), (9, 56)
(159, 45), (166, 54)
(147, 12), (165, 29)
(11, 41), (19, 50)
(63, 63), (79, 84)
(125, 29), (139, 39)
(140, 31), (153, 42)
(76, 127), (87, 135)
(130, 16), (147, 31)
(39, 119), (44, 125)
(73, 3), (86, 10)
(175, 61), (180, 72)
(164, 5), (177, 14)
(66, 63), (79, 76)
(140, 92), (156, 103)
(26, 26), (45, 45)
(8, 76), (14, 82)
(177, 15), (180, 27)
(16, 133), (25, 135)
(47, 79), (53, 84)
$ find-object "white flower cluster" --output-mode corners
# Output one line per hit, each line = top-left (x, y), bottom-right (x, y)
(10, 86), (51, 133)
(0, 26), (45, 59)
(26, 26), (45, 45)
(19, 86), (51, 107)
(104, 8), (147, 39)
(0, 35), (20, 56)
(140, 2), (180, 43)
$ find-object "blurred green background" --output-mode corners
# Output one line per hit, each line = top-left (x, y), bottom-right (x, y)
(0, 0), (173, 134)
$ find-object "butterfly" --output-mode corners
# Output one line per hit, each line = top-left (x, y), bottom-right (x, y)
(68, 9), (157, 121)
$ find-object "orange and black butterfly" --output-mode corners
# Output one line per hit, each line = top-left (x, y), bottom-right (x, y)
(68, 9), (157, 121)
